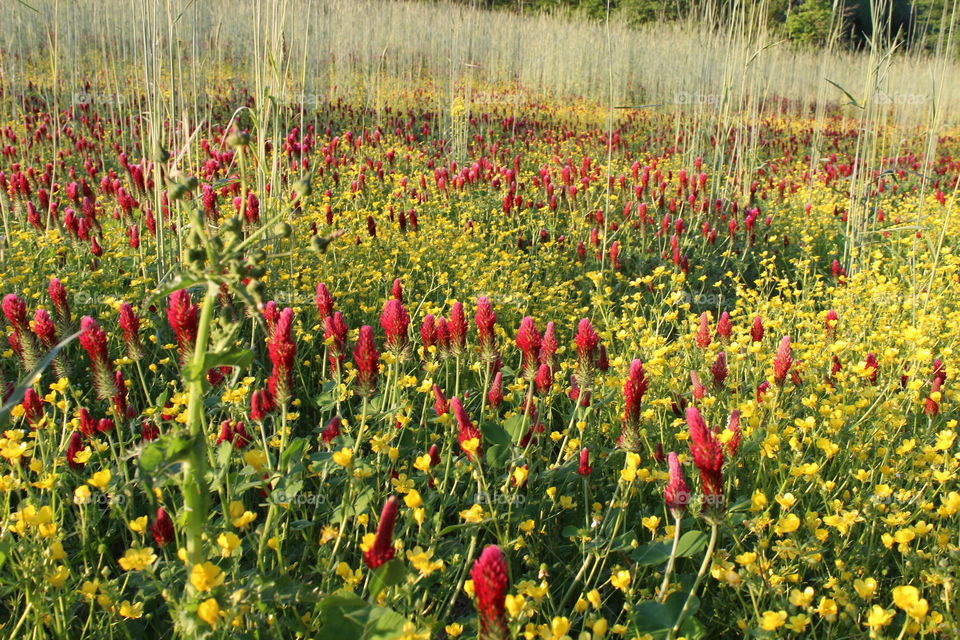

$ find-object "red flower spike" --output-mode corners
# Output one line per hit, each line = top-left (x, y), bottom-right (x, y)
(695, 312), (711, 349)
(151, 507), (174, 547)
(470, 545), (510, 640)
(118, 302), (144, 360)
(166, 290), (198, 366)
(315, 282), (334, 321)
(353, 325), (380, 398)
(475, 297), (497, 362)
(577, 447), (592, 476)
(432, 384), (449, 416)
(452, 397), (482, 461)
(686, 406), (725, 518)
(380, 299), (410, 358)
(66, 432), (86, 469)
(773, 336), (792, 385)
(487, 372), (504, 409)
(750, 316), (764, 342)
(448, 302), (467, 357)
(665, 451), (690, 517)
(618, 359), (648, 451)
(716, 311), (732, 341)
(267, 308), (296, 405)
(364, 496), (399, 570)
(516, 317), (541, 381)
(79, 316), (115, 401)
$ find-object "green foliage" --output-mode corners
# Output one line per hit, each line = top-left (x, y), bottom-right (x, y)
(785, 0), (834, 46)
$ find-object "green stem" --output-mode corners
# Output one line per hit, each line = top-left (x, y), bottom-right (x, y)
(182, 284), (218, 581)
(668, 522), (718, 639)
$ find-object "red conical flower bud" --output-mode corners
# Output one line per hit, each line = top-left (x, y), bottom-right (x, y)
(353, 325), (380, 397)
(577, 447), (592, 476)
(695, 312), (711, 349)
(470, 545), (510, 640)
(750, 316), (764, 342)
(66, 431), (86, 469)
(452, 397), (482, 460)
(665, 451), (690, 517)
(773, 336), (792, 385)
(363, 496), (399, 569)
(151, 507), (174, 547)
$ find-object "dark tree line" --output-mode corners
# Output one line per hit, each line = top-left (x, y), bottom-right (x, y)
(445, 0), (958, 52)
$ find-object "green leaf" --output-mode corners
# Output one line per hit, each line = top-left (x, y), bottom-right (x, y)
(316, 589), (411, 640)
(281, 437), (308, 468)
(139, 434), (195, 475)
(479, 421), (511, 447)
(484, 444), (510, 468)
(675, 531), (708, 558)
(629, 591), (700, 637)
(368, 559), (406, 600)
(185, 347), (253, 382)
(503, 414), (525, 441)
(631, 540), (673, 566)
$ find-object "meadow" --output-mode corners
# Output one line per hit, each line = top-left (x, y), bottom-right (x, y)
(0, 0), (958, 638)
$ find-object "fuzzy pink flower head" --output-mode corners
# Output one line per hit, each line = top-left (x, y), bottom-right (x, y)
(750, 316), (764, 342)
(773, 336), (792, 384)
(539, 321), (558, 370)
(315, 282), (334, 320)
(711, 352), (728, 387)
(725, 410), (742, 457)
(436, 317), (451, 357)
(487, 371), (504, 409)
(534, 363), (552, 394)
(353, 325), (380, 397)
(516, 316), (541, 379)
(33, 309), (57, 348)
(21, 388), (43, 425)
(391, 278), (403, 302)
(864, 352), (879, 385)
(686, 406), (725, 517)
(470, 545), (510, 640)
(364, 496), (399, 569)
(695, 312), (711, 349)
(717, 311), (732, 340)
(420, 314), (437, 353)
(2, 294), (28, 333)
(166, 290), (198, 362)
(324, 311), (349, 370)
(690, 371), (706, 400)
(623, 359), (649, 427)
(432, 384), (449, 416)
(322, 416), (342, 443)
(79, 316), (109, 364)
(577, 447), (592, 476)
(380, 298), (410, 356)
(151, 507), (175, 547)
(452, 397), (482, 460)
(475, 296), (497, 358)
(48, 278), (71, 325)
(447, 302), (467, 356)
(66, 431), (86, 469)
(574, 317), (599, 364)
(825, 309), (839, 334)
(118, 302), (143, 359)
(665, 451), (690, 517)
(267, 308), (297, 404)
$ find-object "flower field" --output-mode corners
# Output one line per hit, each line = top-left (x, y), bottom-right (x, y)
(2, 3), (960, 639)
